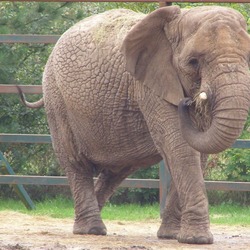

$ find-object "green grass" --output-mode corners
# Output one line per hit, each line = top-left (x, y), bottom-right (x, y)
(0, 197), (74, 219)
(209, 203), (250, 226)
(0, 197), (249, 225)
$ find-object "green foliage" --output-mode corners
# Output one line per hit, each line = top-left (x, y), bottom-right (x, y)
(219, 150), (250, 182)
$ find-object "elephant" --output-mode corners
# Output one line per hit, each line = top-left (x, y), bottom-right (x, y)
(18, 5), (250, 244)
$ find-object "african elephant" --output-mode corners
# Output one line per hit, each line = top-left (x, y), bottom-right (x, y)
(19, 5), (250, 244)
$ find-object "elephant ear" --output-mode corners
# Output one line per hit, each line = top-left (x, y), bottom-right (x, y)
(121, 6), (184, 106)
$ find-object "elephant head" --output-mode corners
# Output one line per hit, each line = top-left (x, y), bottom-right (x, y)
(122, 6), (250, 154)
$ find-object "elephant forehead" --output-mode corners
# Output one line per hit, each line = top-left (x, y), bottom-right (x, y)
(177, 6), (246, 40)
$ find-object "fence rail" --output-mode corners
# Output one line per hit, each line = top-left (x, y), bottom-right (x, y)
(0, 35), (60, 44)
(0, 175), (249, 191)
(1, 134), (250, 191)
(1, 133), (250, 148)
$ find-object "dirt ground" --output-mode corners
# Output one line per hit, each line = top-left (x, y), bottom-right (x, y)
(0, 211), (250, 250)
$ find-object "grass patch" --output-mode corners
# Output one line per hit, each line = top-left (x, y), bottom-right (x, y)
(0, 197), (74, 218)
(0, 197), (249, 225)
(0, 197), (159, 221)
(209, 203), (250, 226)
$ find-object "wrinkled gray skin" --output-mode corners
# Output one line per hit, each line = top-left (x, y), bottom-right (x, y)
(21, 6), (250, 244)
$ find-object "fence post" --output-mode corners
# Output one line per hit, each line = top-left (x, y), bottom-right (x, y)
(159, 160), (171, 216)
(159, 1), (172, 7)
(0, 151), (35, 210)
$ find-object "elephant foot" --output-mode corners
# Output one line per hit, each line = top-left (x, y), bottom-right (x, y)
(157, 223), (180, 239)
(177, 228), (213, 244)
(73, 219), (107, 235)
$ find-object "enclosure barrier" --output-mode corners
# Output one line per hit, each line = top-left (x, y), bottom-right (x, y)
(0, 132), (250, 211)
(1, 0), (250, 211)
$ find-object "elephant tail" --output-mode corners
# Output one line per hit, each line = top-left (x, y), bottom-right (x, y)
(17, 85), (44, 109)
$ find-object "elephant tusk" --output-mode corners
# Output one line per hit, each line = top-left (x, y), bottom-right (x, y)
(199, 92), (208, 100)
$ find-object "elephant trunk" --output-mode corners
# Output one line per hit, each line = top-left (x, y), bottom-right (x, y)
(178, 69), (250, 154)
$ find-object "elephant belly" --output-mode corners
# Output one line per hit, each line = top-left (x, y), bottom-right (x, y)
(68, 104), (161, 171)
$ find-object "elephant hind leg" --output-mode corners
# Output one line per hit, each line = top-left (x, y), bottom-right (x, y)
(52, 137), (107, 235)
(64, 159), (106, 236)
(45, 87), (106, 236)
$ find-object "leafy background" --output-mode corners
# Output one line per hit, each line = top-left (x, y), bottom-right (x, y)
(0, 2), (249, 205)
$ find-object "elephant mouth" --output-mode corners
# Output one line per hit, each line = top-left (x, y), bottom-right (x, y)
(186, 84), (213, 132)
(178, 70), (250, 154)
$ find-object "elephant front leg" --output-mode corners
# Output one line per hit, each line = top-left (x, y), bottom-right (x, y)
(157, 181), (181, 239)
(136, 92), (213, 244)
(170, 148), (213, 244)
(66, 164), (107, 235)
(157, 153), (208, 240)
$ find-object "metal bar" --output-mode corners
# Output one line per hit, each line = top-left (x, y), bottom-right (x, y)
(119, 178), (159, 188)
(0, 152), (35, 210)
(0, 175), (68, 186)
(232, 139), (250, 149)
(0, 175), (159, 189)
(0, 175), (249, 191)
(205, 181), (250, 192)
(0, 35), (60, 44)
(0, 134), (52, 144)
(1, 133), (250, 148)
(0, 85), (42, 94)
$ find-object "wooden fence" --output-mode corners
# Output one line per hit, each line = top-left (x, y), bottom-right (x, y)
(0, 0), (250, 211)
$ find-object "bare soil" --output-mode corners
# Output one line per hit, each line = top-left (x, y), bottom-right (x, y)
(0, 211), (249, 250)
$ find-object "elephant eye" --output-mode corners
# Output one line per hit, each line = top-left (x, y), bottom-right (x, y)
(188, 58), (199, 68)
